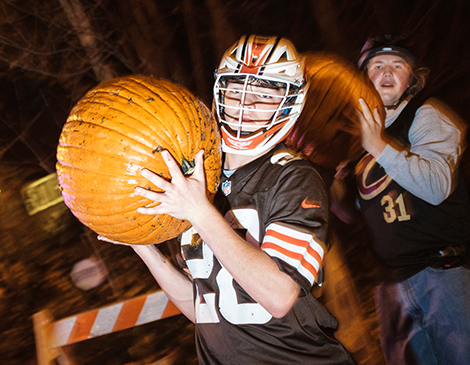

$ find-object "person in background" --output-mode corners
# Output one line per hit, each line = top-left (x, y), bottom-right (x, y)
(102, 35), (355, 364)
(354, 34), (470, 364)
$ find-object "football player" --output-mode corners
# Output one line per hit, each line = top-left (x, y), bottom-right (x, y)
(112, 35), (355, 364)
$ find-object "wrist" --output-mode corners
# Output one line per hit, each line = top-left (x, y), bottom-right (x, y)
(132, 244), (166, 262)
(370, 140), (387, 158)
(189, 200), (223, 235)
(186, 197), (214, 225)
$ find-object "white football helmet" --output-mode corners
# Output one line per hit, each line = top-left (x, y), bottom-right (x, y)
(214, 35), (307, 156)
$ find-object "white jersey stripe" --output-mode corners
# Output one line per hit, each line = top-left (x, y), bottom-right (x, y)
(261, 223), (325, 285)
(263, 248), (317, 285)
(266, 222), (317, 242)
(262, 236), (322, 273)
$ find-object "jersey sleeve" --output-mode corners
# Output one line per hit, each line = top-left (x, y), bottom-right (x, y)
(260, 160), (329, 292)
(376, 100), (465, 205)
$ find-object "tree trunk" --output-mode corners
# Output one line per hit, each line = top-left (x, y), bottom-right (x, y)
(58, 0), (116, 82)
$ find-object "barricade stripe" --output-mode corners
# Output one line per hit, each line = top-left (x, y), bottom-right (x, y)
(90, 302), (123, 337)
(51, 316), (76, 348)
(162, 299), (181, 318)
(113, 295), (147, 332)
(49, 291), (182, 348)
(67, 310), (98, 344)
(136, 291), (168, 325)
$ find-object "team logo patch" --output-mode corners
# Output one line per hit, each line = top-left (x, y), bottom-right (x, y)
(222, 180), (231, 196)
(355, 153), (393, 200)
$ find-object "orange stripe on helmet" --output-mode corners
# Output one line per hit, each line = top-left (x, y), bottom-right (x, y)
(242, 36), (274, 67)
(239, 65), (259, 75)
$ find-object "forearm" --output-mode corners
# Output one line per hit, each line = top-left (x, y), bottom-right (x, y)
(191, 202), (300, 318)
(134, 150), (301, 317)
(377, 144), (456, 204)
(132, 244), (195, 322)
(376, 101), (464, 205)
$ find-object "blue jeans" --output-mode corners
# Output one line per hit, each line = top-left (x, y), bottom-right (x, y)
(375, 266), (470, 365)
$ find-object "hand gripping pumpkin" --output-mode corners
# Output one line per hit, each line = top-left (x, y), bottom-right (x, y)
(56, 75), (222, 244)
(285, 52), (385, 169)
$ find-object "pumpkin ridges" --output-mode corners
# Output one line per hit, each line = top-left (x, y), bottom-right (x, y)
(76, 211), (191, 245)
(60, 101), (189, 185)
(62, 204), (153, 225)
(121, 77), (196, 135)
(109, 78), (204, 168)
(56, 145), (161, 192)
(191, 100), (209, 159)
(74, 209), (172, 230)
(150, 81), (199, 163)
(57, 123), (161, 162)
(69, 95), (182, 153)
(57, 170), (155, 198)
(65, 109), (174, 151)
(93, 80), (188, 128)
(57, 163), (156, 196)
(57, 123), (166, 168)
(161, 82), (199, 159)
(70, 207), (154, 227)
(57, 75), (221, 245)
(57, 164), (149, 191)
(61, 197), (151, 216)
(164, 81), (216, 161)
(78, 79), (195, 154)
(194, 98), (222, 193)
(62, 187), (187, 244)
(152, 82), (222, 193)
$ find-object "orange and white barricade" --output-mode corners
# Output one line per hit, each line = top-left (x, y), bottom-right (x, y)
(33, 290), (181, 365)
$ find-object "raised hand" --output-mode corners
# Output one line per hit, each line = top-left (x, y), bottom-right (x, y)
(357, 97), (388, 157)
(135, 149), (211, 223)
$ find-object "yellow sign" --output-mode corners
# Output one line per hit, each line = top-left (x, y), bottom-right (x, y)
(21, 173), (64, 215)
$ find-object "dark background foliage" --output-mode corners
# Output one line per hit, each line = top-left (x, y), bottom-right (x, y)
(1, 1), (469, 364)
(2, 0), (470, 173)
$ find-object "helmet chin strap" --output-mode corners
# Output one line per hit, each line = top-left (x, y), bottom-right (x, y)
(385, 102), (402, 110)
(384, 87), (412, 110)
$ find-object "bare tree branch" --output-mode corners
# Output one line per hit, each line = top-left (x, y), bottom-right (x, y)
(58, 0), (117, 82)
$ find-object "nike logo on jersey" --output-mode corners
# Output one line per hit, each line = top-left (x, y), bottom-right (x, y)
(302, 197), (320, 209)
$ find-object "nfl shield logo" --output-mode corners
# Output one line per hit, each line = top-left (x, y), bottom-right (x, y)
(222, 180), (231, 196)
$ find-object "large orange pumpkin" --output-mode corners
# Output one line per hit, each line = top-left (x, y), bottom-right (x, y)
(285, 52), (385, 169)
(56, 75), (222, 245)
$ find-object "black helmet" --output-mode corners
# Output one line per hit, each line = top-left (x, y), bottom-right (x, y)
(357, 35), (427, 110)
(357, 35), (418, 70)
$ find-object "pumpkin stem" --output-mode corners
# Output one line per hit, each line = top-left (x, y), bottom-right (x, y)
(181, 157), (195, 176)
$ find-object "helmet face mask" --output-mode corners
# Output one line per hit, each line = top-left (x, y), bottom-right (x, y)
(213, 35), (307, 156)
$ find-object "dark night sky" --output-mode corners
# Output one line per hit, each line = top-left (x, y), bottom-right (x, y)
(1, 0), (470, 173)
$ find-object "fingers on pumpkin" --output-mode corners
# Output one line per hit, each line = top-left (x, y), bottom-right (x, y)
(194, 149), (206, 180)
(135, 186), (156, 199)
(373, 107), (382, 124)
(161, 150), (184, 182)
(358, 98), (374, 120)
(139, 168), (170, 191)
